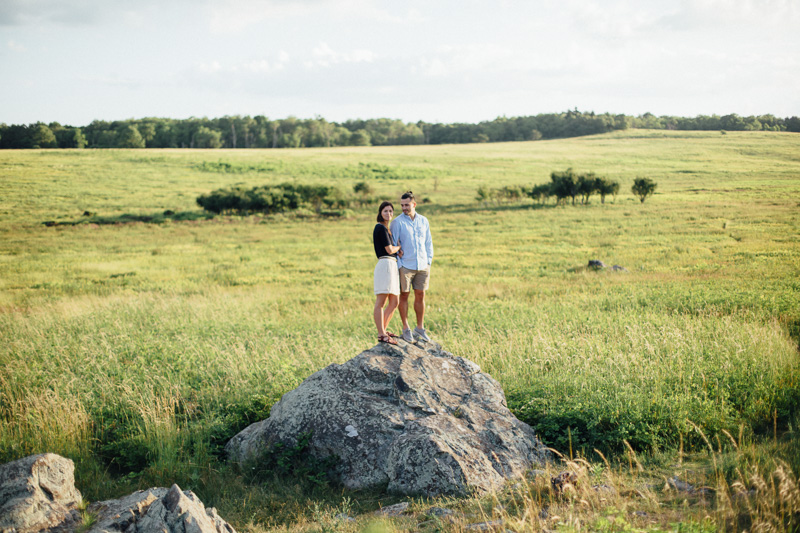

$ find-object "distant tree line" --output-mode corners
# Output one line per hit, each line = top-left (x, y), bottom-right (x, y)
(1, 110), (798, 149)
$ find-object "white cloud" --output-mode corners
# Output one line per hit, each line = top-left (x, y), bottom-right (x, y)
(307, 42), (376, 68)
(205, 0), (325, 33)
(2, 0), (798, 125)
(243, 59), (271, 73)
(202, 0), (427, 33)
(7, 39), (26, 51)
(77, 73), (140, 88)
(197, 61), (224, 74)
(192, 50), (292, 76)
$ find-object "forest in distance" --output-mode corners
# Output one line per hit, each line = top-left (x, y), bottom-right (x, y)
(2, 109), (799, 150)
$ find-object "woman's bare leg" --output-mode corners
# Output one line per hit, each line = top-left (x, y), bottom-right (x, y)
(383, 294), (398, 331)
(374, 294), (389, 336)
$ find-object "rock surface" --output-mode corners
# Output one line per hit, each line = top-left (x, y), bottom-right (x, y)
(0, 453), (82, 533)
(588, 259), (627, 272)
(86, 484), (235, 533)
(374, 502), (410, 517)
(226, 340), (548, 496)
(0, 454), (236, 533)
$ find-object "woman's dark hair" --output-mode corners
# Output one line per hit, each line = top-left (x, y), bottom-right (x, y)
(377, 201), (394, 223)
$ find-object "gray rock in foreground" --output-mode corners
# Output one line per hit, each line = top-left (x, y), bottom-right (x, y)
(87, 484), (235, 533)
(0, 453), (236, 533)
(226, 340), (548, 496)
(0, 453), (83, 533)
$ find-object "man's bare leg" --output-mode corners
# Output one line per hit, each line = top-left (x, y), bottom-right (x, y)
(399, 291), (411, 331)
(413, 289), (425, 328)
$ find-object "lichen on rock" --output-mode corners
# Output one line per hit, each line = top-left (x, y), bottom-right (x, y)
(226, 340), (549, 496)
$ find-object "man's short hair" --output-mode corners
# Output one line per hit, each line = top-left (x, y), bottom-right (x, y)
(401, 190), (415, 201)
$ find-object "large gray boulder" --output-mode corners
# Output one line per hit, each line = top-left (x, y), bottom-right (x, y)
(86, 484), (235, 533)
(226, 340), (548, 496)
(0, 453), (82, 533)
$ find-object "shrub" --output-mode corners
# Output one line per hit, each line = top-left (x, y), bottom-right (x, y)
(497, 185), (524, 202)
(197, 183), (350, 215)
(476, 170), (619, 208)
(577, 172), (598, 204)
(632, 177), (657, 203)
(526, 183), (553, 204)
(247, 432), (338, 487)
(595, 177), (620, 204)
(551, 168), (579, 205)
(353, 181), (373, 196)
(476, 185), (496, 204)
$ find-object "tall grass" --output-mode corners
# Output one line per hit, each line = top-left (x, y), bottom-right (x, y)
(1, 130), (798, 529)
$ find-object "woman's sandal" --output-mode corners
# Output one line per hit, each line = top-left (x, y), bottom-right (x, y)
(379, 334), (398, 345)
(385, 331), (400, 338)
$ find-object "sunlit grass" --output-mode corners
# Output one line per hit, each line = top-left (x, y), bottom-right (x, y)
(1, 130), (799, 530)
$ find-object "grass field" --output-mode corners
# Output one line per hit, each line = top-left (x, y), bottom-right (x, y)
(1, 130), (799, 531)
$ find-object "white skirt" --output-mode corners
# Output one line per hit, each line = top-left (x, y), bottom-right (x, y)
(374, 256), (400, 295)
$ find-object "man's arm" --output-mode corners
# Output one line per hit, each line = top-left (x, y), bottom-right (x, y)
(390, 218), (400, 246)
(425, 218), (433, 265)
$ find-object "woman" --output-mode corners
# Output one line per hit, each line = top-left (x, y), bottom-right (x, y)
(373, 201), (402, 345)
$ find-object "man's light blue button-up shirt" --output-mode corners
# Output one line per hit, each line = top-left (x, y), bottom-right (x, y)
(390, 212), (433, 271)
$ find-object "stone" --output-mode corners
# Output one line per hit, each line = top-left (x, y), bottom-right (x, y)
(0, 453), (82, 533)
(667, 476), (695, 493)
(0, 455), (236, 533)
(226, 341), (548, 497)
(87, 483), (236, 533)
(465, 520), (503, 531)
(592, 483), (616, 494)
(587, 260), (627, 272)
(374, 502), (409, 517)
(426, 507), (456, 518)
(550, 471), (578, 494)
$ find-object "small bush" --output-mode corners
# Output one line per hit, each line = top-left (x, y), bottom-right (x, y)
(475, 171), (620, 208)
(197, 183), (351, 215)
(595, 177), (620, 204)
(551, 168), (579, 205)
(632, 177), (657, 203)
(476, 185), (495, 204)
(526, 183), (553, 204)
(248, 432), (338, 487)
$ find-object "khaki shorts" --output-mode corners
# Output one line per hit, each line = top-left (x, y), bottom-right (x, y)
(399, 266), (431, 292)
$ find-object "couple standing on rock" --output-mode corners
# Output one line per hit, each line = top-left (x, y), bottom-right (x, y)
(372, 191), (433, 346)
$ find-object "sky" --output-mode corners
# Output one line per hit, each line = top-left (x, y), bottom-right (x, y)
(1, 0), (799, 126)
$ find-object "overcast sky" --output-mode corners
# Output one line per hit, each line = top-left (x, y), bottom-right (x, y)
(2, 0), (798, 126)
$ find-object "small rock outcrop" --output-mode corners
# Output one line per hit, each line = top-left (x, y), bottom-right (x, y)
(0, 454), (236, 533)
(588, 259), (628, 272)
(87, 484), (235, 533)
(0, 453), (82, 533)
(226, 340), (548, 496)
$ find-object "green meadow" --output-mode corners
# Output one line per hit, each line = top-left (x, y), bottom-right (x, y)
(1, 130), (799, 531)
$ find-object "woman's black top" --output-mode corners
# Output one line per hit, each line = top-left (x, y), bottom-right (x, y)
(373, 223), (397, 259)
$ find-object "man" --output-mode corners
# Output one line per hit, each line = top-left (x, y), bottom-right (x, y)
(390, 191), (434, 343)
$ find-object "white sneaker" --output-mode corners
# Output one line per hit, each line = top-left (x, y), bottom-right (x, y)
(402, 328), (416, 342)
(413, 327), (431, 342)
